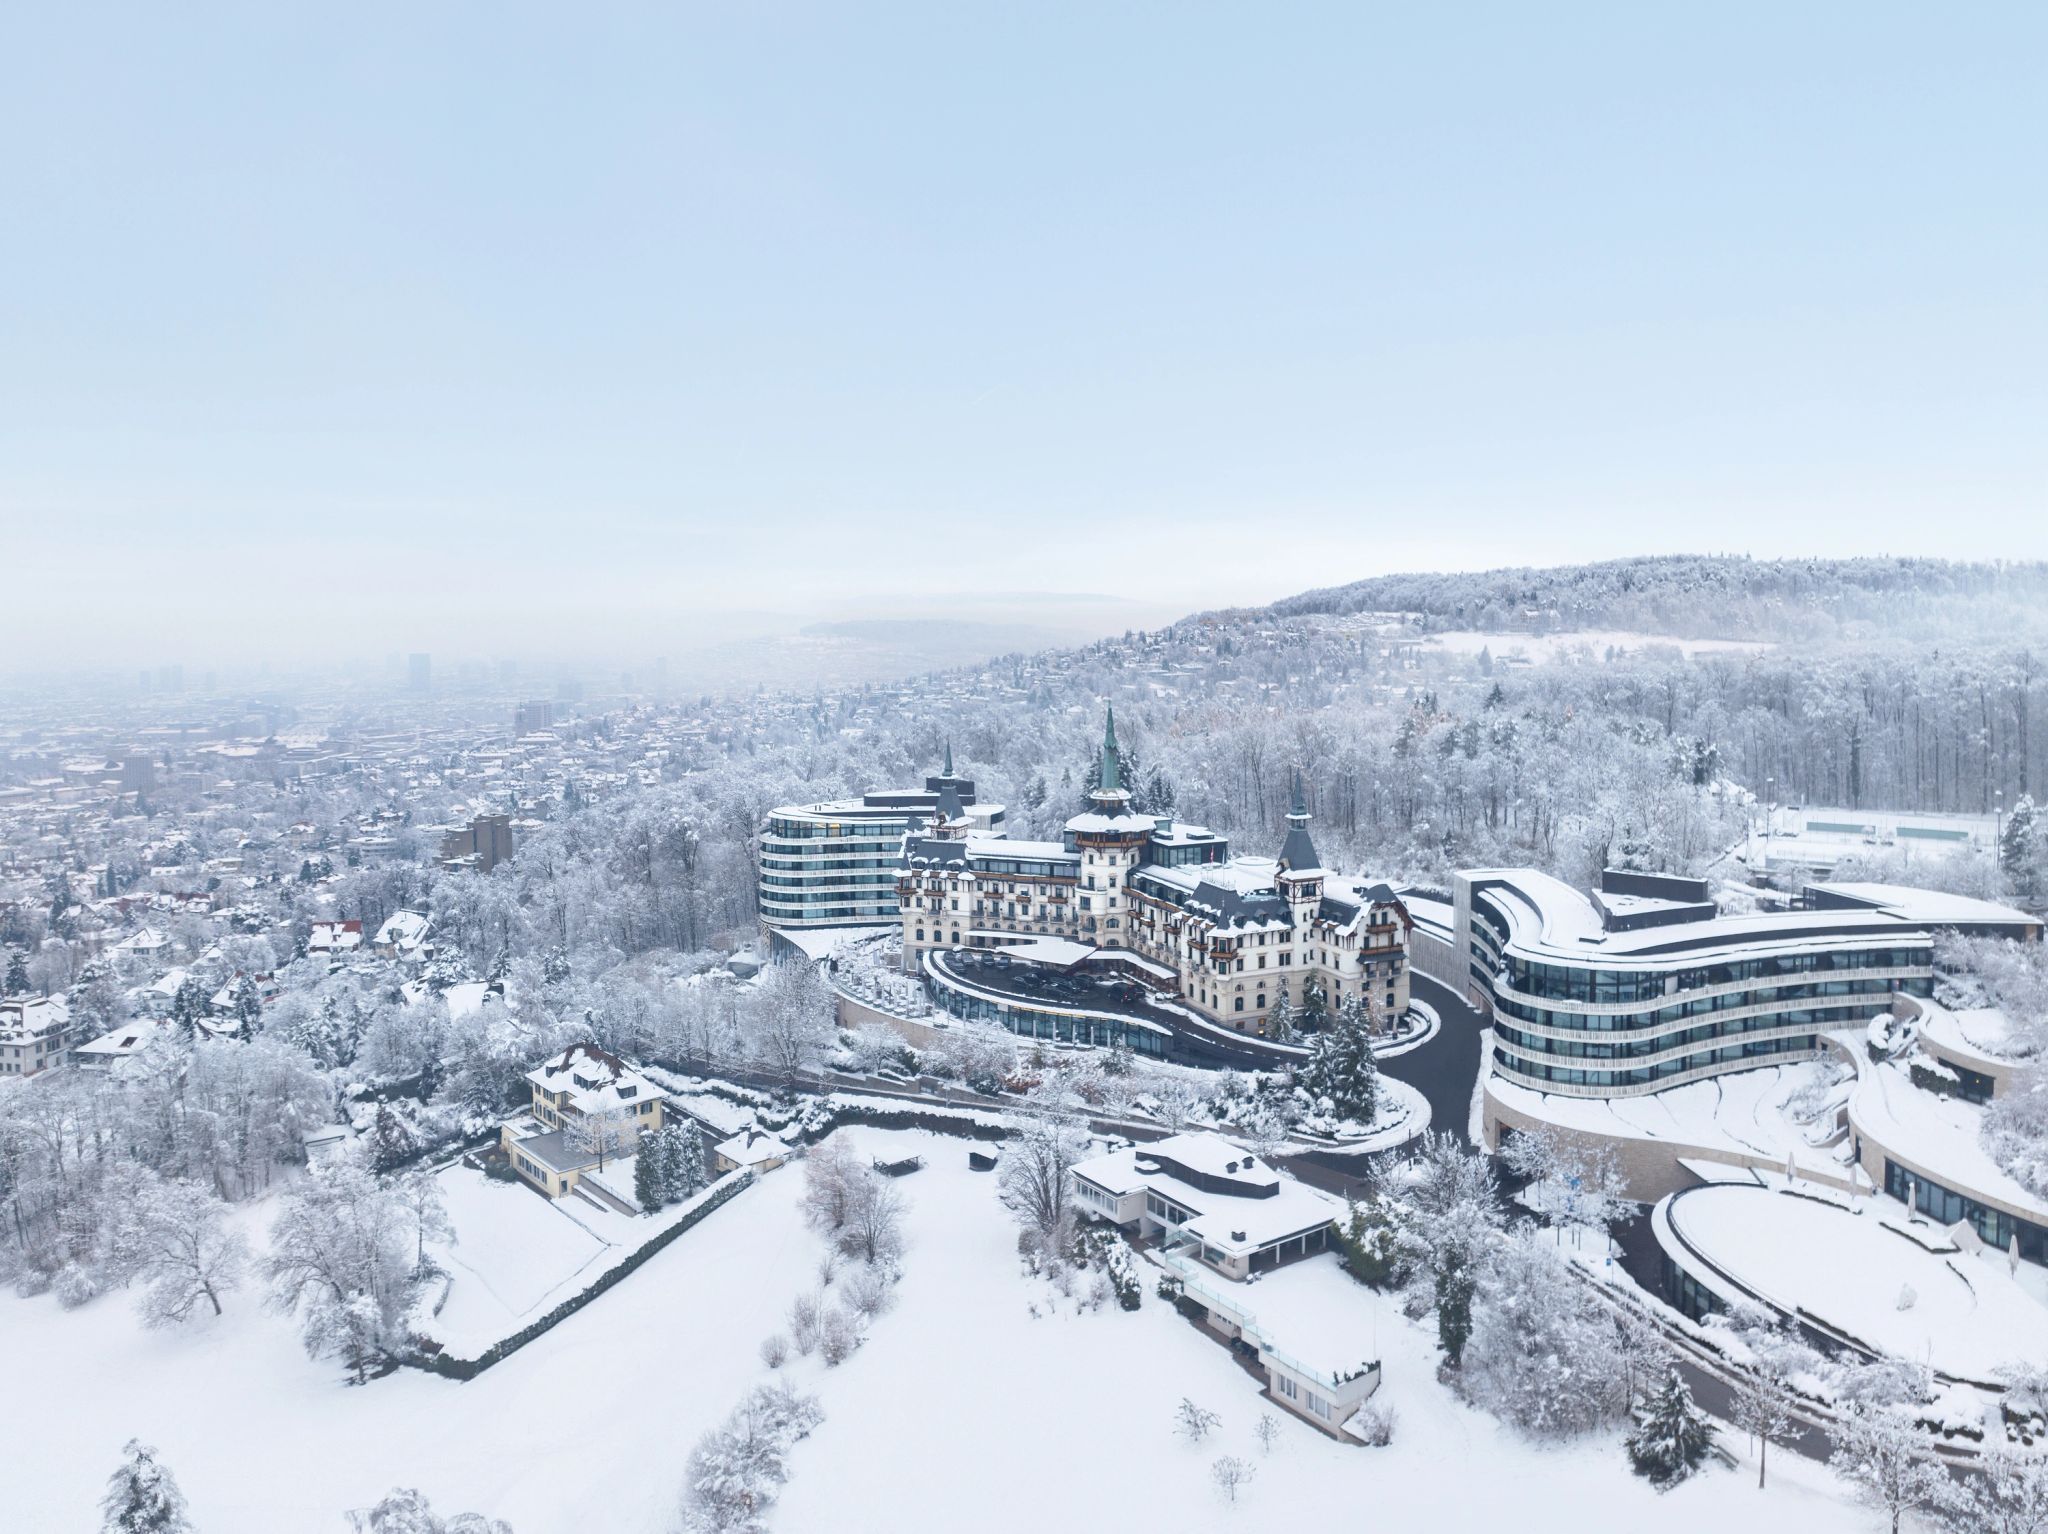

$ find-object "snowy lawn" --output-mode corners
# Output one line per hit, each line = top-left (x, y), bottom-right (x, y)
(419, 1166), (610, 1357)
(1665, 1180), (2048, 1385)
(1, 1129), (1894, 1534)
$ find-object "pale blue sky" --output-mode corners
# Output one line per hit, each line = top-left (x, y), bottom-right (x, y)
(2, 4), (2043, 665)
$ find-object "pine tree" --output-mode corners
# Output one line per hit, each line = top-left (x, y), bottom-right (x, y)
(671, 1121), (708, 1198)
(1265, 990), (1295, 1045)
(1298, 1000), (1379, 1124)
(2002, 794), (2041, 899)
(1626, 1366), (1715, 1487)
(634, 1138), (668, 1213)
(100, 1440), (194, 1534)
(231, 975), (262, 1038)
(5, 949), (30, 995)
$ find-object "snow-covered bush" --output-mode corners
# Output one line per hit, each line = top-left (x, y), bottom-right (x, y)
(678, 1380), (823, 1534)
(1352, 1400), (1398, 1447)
(817, 1304), (860, 1366)
(842, 1262), (897, 1321)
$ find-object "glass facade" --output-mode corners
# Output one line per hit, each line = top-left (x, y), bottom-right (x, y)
(927, 965), (1168, 1057)
(1476, 887), (1933, 1096)
(1885, 1159), (2047, 1263)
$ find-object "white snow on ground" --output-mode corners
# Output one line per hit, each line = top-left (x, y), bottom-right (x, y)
(424, 1167), (609, 1356)
(0, 1128), (1890, 1534)
(1492, 1064), (1848, 1164)
(1667, 1181), (2048, 1385)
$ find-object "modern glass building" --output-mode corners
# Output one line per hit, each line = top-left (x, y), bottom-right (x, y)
(759, 755), (1003, 932)
(1454, 869), (2036, 1099)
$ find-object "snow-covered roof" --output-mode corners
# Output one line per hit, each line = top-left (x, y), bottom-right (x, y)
(526, 1043), (660, 1117)
(1462, 867), (2034, 968)
(1073, 1132), (1339, 1258)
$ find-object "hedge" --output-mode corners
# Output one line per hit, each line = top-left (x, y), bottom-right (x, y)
(404, 1170), (755, 1381)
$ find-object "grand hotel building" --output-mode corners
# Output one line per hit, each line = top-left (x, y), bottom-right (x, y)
(897, 710), (1411, 1045)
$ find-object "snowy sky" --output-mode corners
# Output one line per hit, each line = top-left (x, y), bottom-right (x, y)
(3, 5), (2044, 666)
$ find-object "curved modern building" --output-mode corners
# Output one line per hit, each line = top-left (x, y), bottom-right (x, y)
(1454, 868), (2037, 1099)
(759, 749), (1002, 934)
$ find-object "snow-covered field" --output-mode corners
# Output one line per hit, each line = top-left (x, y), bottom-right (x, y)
(1, 1128), (1886, 1534)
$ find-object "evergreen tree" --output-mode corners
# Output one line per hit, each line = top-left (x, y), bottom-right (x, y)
(634, 1137), (668, 1213)
(2002, 793), (2041, 899)
(231, 975), (262, 1038)
(1297, 1000), (1379, 1123)
(100, 1440), (194, 1534)
(1265, 990), (1295, 1045)
(1626, 1366), (1715, 1487)
(4, 949), (28, 995)
(1298, 976), (1329, 1033)
(169, 976), (207, 1039)
(670, 1121), (708, 1198)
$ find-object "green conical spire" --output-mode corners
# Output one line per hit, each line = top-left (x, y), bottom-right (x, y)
(1101, 706), (1122, 794)
(943, 738), (954, 777)
(1289, 767), (1307, 820)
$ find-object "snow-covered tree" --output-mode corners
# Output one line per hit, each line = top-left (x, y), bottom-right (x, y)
(264, 1161), (418, 1382)
(1830, 1403), (1948, 1534)
(2002, 793), (2042, 900)
(119, 1171), (249, 1327)
(998, 1115), (1089, 1256)
(747, 960), (833, 1085)
(359, 1486), (514, 1533)
(1397, 1131), (1503, 1368)
(100, 1440), (193, 1534)
(393, 1167), (453, 1277)
(1176, 1398), (1220, 1442)
(1934, 1446), (2048, 1534)
(565, 1107), (631, 1172)
(1458, 1229), (1628, 1438)
(1625, 1365), (1714, 1486)
(678, 1380), (823, 1533)
(1295, 1003), (1378, 1124)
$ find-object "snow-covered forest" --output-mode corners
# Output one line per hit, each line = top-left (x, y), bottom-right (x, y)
(7, 555), (2048, 1531)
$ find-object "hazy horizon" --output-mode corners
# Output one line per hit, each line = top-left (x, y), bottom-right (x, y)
(5, 5), (2045, 669)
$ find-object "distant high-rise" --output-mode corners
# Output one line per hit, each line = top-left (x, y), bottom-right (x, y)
(514, 700), (555, 734)
(408, 653), (432, 693)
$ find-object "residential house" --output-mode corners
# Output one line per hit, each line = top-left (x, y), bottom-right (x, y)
(499, 1043), (665, 1202)
(0, 995), (73, 1077)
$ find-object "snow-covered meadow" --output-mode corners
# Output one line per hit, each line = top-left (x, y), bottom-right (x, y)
(4, 1128), (1892, 1533)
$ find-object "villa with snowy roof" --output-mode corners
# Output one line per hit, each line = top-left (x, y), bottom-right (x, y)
(499, 1043), (667, 1201)
(1072, 1130), (1381, 1437)
(896, 709), (1410, 1052)
(0, 994), (72, 1077)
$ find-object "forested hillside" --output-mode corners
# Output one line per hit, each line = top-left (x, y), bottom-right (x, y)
(1257, 555), (2048, 644)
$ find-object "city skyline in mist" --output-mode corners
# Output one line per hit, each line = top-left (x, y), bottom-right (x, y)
(5, 6), (2045, 669)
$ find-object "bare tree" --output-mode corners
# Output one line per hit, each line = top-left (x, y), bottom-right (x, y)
(998, 1116), (1088, 1252)
(1254, 1413), (1281, 1456)
(1830, 1403), (1948, 1534)
(119, 1171), (249, 1327)
(1176, 1398), (1221, 1442)
(1210, 1456), (1255, 1505)
(566, 1108), (631, 1172)
(393, 1167), (454, 1277)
